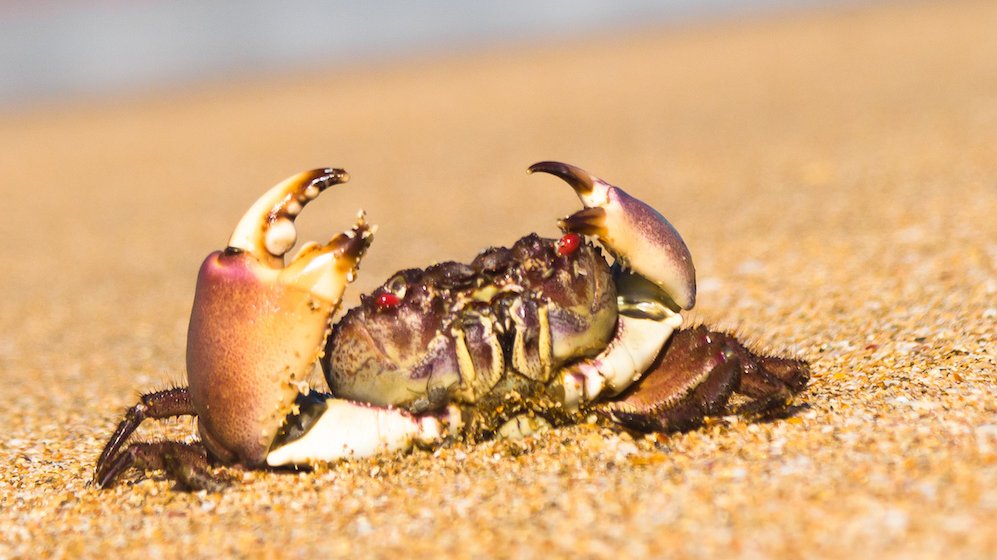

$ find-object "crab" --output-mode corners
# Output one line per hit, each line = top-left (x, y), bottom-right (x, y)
(94, 162), (809, 490)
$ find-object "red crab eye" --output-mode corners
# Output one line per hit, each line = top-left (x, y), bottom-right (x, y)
(375, 292), (401, 309)
(557, 232), (581, 256)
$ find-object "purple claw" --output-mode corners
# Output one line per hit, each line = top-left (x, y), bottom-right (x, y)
(529, 161), (696, 310)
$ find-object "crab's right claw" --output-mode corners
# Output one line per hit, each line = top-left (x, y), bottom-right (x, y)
(529, 161), (696, 311)
(187, 169), (373, 466)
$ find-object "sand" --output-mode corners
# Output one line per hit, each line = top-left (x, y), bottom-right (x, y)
(1, 1), (995, 558)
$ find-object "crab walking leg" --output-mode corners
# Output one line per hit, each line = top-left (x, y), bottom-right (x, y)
(266, 400), (462, 467)
(94, 387), (195, 486)
(96, 441), (217, 491)
(601, 326), (810, 432)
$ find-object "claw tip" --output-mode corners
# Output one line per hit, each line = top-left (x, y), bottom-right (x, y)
(528, 161), (595, 195)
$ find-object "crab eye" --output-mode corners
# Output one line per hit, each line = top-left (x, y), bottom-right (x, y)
(375, 292), (401, 309)
(556, 233), (582, 256)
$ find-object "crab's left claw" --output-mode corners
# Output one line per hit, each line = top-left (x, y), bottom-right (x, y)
(187, 169), (373, 466)
(529, 161), (696, 311)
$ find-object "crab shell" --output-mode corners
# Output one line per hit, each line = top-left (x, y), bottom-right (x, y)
(322, 234), (619, 419)
(320, 162), (698, 435)
(186, 169), (371, 466)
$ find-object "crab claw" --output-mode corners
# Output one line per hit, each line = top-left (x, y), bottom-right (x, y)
(186, 169), (373, 466)
(528, 161), (696, 311)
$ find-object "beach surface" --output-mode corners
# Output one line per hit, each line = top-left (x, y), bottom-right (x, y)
(1, 1), (995, 558)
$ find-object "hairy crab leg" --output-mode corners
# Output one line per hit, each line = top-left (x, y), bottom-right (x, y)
(93, 387), (193, 486)
(96, 441), (218, 491)
(603, 326), (810, 432)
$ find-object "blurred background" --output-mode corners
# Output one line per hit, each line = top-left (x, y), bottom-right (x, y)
(1, 0), (841, 109)
(1, 0), (871, 308)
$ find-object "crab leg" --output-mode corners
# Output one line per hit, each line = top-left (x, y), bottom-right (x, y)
(96, 441), (217, 491)
(93, 169), (378, 488)
(602, 326), (810, 432)
(94, 387), (193, 486)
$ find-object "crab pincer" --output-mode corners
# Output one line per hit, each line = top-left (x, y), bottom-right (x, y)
(528, 161), (696, 312)
(187, 169), (373, 466)
(95, 169), (373, 487)
(529, 162), (807, 426)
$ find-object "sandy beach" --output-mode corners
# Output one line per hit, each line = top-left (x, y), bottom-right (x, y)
(1, 1), (995, 557)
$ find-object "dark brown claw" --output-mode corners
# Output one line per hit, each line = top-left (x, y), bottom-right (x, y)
(528, 161), (596, 195)
(603, 326), (810, 432)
